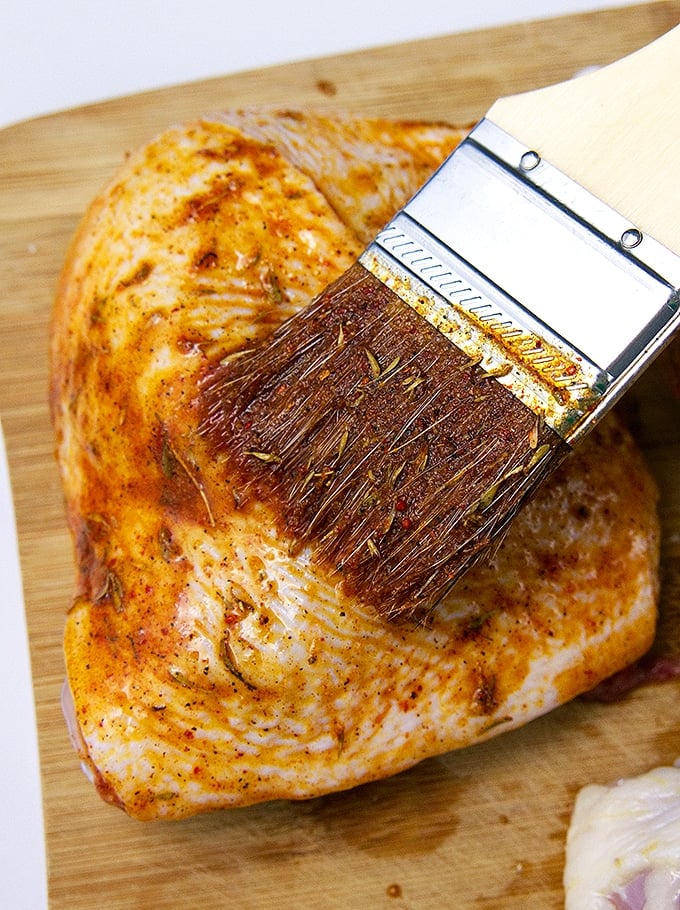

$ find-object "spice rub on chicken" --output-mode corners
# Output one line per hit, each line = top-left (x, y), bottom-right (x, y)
(50, 108), (660, 821)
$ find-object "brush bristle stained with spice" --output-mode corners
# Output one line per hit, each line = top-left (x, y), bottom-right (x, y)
(201, 261), (570, 620)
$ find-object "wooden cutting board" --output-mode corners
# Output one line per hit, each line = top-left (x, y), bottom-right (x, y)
(1, 3), (680, 908)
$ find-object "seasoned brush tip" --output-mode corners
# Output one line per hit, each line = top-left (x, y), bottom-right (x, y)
(199, 261), (569, 620)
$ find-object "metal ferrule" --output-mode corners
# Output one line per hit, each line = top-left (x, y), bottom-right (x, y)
(359, 118), (680, 443)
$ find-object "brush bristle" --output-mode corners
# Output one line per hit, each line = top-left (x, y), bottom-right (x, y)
(200, 261), (569, 619)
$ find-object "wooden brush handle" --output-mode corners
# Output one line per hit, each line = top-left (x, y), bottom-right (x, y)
(488, 25), (680, 254)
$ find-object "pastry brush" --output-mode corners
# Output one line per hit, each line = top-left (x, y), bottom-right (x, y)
(201, 26), (680, 620)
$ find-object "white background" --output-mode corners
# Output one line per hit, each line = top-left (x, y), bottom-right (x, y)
(1, 0), (645, 129)
(0, 1), (655, 907)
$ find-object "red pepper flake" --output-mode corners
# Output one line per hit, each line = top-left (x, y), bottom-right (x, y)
(117, 260), (152, 289)
(395, 496), (407, 512)
(400, 517), (412, 530)
(194, 249), (218, 270)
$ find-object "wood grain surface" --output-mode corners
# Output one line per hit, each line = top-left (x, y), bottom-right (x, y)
(1, 3), (679, 907)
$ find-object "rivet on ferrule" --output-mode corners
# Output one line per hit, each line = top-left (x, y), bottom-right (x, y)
(620, 227), (643, 250)
(519, 150), (541, 172)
